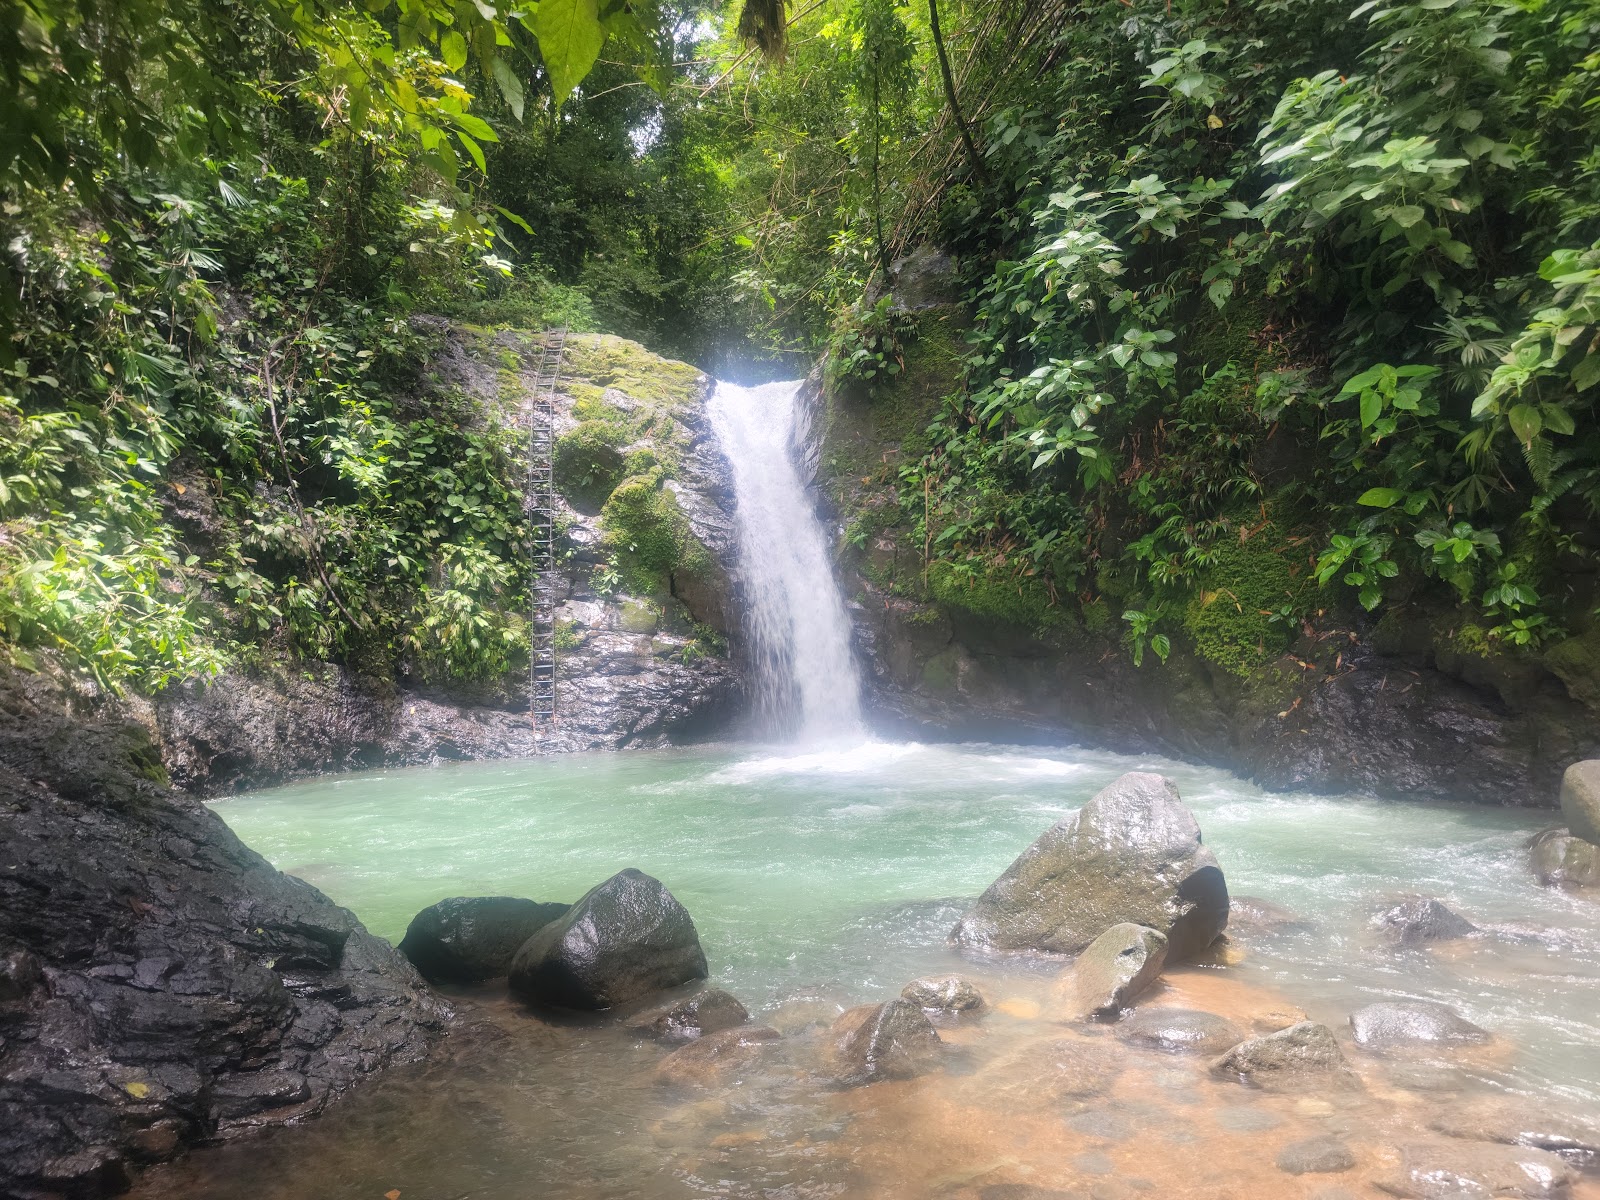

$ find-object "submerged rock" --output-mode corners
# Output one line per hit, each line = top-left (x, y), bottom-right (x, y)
(508, 868), (707, 1010)
(1276, 1135), (1357, 1175)
(398, 896), (569, 982)
(654, 1026), (780, 1088)
(828, 999), (942, 1086)
(628, 987), (750, 1043)
(1056, 923), (1168, 1021)
(1430, 1100), (1600, 1164)
(1529, 827), (1600, 888)
(1116, 1007), (1244, 1055)
(952, 772), (1229, 961)
(972, 1037), (1125, 1104)
(901, 975), (986, 1015)
(1348, 1001), (1491, 1050)
(1211, 1022), (1359, 1090)
(1560, 760), (1600, 845)
(1372, 897), (1478, 946)
(1375, 1140), (1576, 1198)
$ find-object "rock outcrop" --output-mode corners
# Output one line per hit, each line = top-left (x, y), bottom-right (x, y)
(0, 666), (447, 1200)
(1375, 1141), (1576, 1198)
(398, 896), (569, 983)
(952, 772), (1228, 960)
(1054, 923), (1168, 1021)
(508, 869), (707, 1010)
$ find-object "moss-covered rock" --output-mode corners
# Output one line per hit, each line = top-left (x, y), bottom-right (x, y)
(927, 560), (1063, 632)
(554, 420), (627, 511)
(599, 472), (711, 596)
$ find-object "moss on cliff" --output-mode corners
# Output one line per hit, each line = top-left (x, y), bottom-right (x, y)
(599, 471), (710, 595)
(553, 421), (627, 510)
(928, 560), (1063, 632)
(1181, 536), (1306, 676)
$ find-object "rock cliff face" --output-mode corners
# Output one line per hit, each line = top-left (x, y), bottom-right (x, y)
(142, 328), (740, 797)
(0, 664), (448, 1199)
(812, 257), (1600, 806)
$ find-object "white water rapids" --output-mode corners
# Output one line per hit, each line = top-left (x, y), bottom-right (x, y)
(706, 378), (864, 740)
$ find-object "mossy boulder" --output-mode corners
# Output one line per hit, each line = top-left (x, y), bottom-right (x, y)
(1182, 535), (1305, 677)
(599, 472), (711, 595)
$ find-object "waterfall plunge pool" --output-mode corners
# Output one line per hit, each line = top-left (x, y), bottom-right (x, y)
(135, 740), (1600, 1200)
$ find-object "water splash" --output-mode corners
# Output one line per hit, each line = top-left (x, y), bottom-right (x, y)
(707, 378), (863, 740)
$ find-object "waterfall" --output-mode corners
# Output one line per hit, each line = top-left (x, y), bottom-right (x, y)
(707, 379), (865, 741)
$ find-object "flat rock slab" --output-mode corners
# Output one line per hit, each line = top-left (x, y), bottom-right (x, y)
(1211, 1022), (1360, 1091)
(1375, 1140), (1577, 1198)
(1430, 1099), (1600, 1160)
(970, 1037), (1125, 1106)
(1277, 1135), (1357, 1175)
(653, 1026), (780, 1088)
(901, 975), (986, 1014)
(1116, 1007), (1244, 1055)
(952, 772), (1229, 961)
(398, 896), (569, 983)
(828, 999), (942, 1087)
(1349, 1001), (1490, 1050)
(1057, 923), (1167, 1021)
(628, 987), (750, 1043)
(509, 868), (707, 1010)
(1560, 760), (1600, 845)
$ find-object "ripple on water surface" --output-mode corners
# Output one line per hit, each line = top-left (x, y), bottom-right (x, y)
(140, 740), (1600, 1199)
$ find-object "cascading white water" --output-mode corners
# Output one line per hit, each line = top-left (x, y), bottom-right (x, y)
(707, 379), (864, 740)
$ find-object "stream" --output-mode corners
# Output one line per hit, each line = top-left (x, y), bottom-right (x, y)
(132, 740), (1600, 1199)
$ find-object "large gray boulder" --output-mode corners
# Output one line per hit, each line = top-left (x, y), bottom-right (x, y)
(1055, 923), (1167, 1021)
(952, 772), (1229, 960)
(1530, 827), (1600, 887)
(828, 999), (942, 1086)
(1560, 760), (1600, 845)
(398, 896), (569, 983)
(508, 869), (707, 1010)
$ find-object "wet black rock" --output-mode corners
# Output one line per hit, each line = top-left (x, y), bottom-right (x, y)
(828, 999), (942, 1087)
(0, 665), (448, 1200)
(628, 987), (750, 1043)
(1373, 897), (1478, 946)
(1560, 759), (1600, 844)
(1375, 1140), (1576, 1198)
(901, 975), (986, 1015)
(508, 869), (707, 1011)
(1276, 1135), (1357, 1175)
(1529, 827), (1600, 887)
(1056, 923), (1168, 1021)
(1348, 1001), (1491, 1050)
(952, 772), (1229, 961)
(398, 896), (569, 983)
(653, 1025), (780, 1088)
(1115, 1008), (1245, 1055)
(1211, 1022), (1359, 1090)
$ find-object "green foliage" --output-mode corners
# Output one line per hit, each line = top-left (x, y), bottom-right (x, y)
(1122, 609), (1170, 668)
(599, 472), (706, 593)
(1181, 539), (1304, 676)
(554, 422), (627, 509)
(829, 295), (918, 393)
(926, 558), (1060, 631)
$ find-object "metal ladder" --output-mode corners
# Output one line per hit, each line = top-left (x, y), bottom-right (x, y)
(528, 327), (567, 723)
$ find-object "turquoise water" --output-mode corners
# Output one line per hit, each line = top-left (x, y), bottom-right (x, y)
(211, 740), (1600, 1103)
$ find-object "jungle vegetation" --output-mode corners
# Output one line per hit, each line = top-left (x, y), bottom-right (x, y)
(2, 0), (1598, 692)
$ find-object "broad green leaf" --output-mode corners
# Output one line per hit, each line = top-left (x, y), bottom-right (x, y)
(1357, 487), (1404, 508)
(457, 131), (486, 173)
(1540, 404), (1575, 436)
(1508, 403), (1542, 444)
(533, 0), (605, 107)
(441, 29), (468, 70)
(494, 205), (533, 234)
(492, 56), (525, 121)
(1359, 389), (1381, 428)
(1573, 355), (1600, 392)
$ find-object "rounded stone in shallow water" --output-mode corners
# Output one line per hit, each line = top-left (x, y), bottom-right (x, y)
(1115, 1007), (1245, 1055)
(1064, 1109), (1136, 1142)
(1275, 1135), (1357, 1175)
(1073, 1152), (1116, 1176)
(1348, 1000), (1491, 1049)
(1215, 1105), (1284, 1133)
